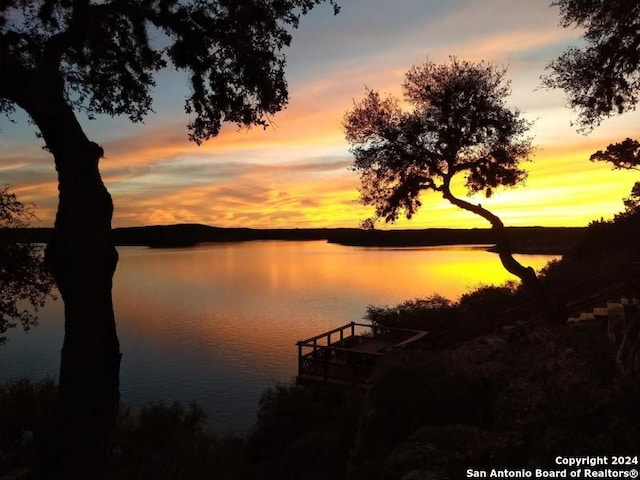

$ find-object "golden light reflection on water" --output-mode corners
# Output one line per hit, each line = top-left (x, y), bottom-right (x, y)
(1, 241), (560, 433)
(113, 241), (557, 357)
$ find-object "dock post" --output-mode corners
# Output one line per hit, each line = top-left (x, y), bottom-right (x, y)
(323, 348), (329, 381)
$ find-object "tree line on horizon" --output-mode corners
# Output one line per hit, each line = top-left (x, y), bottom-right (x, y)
(1, 0), (639, 477)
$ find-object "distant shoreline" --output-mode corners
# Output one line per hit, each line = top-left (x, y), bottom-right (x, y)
(2, 224), (585, 254)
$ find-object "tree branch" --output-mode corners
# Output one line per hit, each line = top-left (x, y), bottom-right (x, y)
(441, 178), (538, 288)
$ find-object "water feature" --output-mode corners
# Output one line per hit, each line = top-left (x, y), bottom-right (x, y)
(0, 241), (558, 434)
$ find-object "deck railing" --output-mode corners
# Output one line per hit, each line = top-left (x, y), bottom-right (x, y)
(296, 322), (426, 387)
(296, 263), (640, 386)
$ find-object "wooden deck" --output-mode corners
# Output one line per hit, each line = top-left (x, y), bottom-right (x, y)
(296, 322), (427, 388)
(296, 263), (640, 388)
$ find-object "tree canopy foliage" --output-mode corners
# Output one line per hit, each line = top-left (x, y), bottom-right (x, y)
(0, 0), (339, 144)
(2, 2), (340, 476)
(344, 57), (533, 224)
(590, 138), (640, 220)
(543, 0), (640, 130)
(344, 57), (540, 289)
(620, 182), (640, 218)
(590, 137), (640, 170)
(0, 186), (55, 346)
(545, 2), (640, 223)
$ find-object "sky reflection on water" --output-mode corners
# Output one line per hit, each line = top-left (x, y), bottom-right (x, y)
(0, 241), (558, 434)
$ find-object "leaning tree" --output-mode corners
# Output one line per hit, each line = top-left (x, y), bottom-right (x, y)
(344, 58), (541, 293)
(0, 0), (338, 478)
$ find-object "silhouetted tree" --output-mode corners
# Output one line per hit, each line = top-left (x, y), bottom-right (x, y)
(344, 58), (541, 293)
(543, 0), (640, 131)
(591, 139), (640, 219)
(0, 1), (338, 477)
(545, 2), (640, 225)
(619, 182), (640, 219)
(0, 186), (55, 346)
(590, 138), (640, 171)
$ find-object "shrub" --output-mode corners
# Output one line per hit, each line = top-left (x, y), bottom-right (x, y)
(364, 295), (462, 333)
(249, 384), (321, 458)
(0, 377), (57, 473)
(108, 401), (245, 480)
(364, 284), (524, 335)
(246, 383), (361, 480)
(458, 283), (521, 320)
(0, 379), (246, 479)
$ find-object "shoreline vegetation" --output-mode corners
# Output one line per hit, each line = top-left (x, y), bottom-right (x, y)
(2, 224), (585, 254)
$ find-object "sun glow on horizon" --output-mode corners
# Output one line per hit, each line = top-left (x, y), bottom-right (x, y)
(1, 1), (639, 230)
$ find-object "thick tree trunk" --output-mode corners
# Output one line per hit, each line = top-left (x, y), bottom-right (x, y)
(11, 75), (121, 479)
(442, 185), (558, 322)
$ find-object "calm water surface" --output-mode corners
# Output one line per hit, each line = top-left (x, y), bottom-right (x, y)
(0, 241), (558, 434)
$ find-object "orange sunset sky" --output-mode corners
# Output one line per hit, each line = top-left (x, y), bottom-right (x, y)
(1, 0), (639, 229)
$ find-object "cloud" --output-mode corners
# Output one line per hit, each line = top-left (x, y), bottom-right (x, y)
(106, 154), (362, 227)
(1, 0), (636, 229)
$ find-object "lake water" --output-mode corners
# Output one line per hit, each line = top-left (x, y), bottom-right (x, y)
(0, 241), (558, 434)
